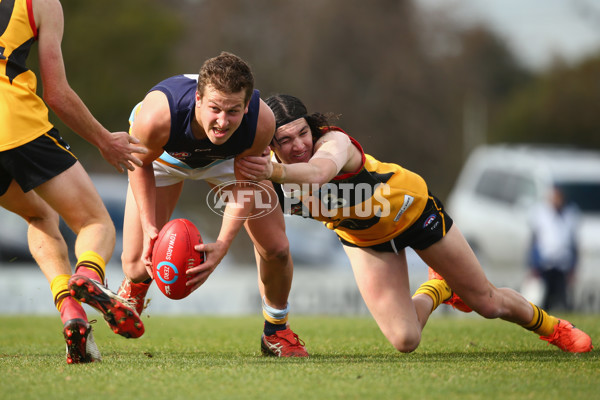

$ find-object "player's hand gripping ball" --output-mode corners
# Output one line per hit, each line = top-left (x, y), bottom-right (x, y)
(152, 218), (204, 299)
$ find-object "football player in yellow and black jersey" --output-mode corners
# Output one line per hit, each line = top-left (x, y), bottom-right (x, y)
(235, 94), (592, 354)
(0, 0), (146, 363)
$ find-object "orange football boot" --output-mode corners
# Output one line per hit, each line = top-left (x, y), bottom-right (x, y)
(539, 319), (593, 353)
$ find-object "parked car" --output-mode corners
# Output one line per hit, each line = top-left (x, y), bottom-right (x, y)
(446, 144), (600, 310)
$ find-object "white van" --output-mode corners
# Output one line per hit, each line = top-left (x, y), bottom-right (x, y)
(446, 144), (600, 311)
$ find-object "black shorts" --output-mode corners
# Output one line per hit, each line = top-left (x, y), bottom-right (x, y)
(339, 194), (454, 253)
(0, 128), (78, 196)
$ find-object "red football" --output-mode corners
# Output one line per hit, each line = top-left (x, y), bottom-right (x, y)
(152, 218), (204, 300)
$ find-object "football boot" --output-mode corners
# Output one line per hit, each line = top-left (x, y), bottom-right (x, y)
(69, 274), (144, 338)
(539, 319), (593, 353)
(261, 327), (309, 357)
(63, 319), (102, 364)
(117, 278), (151, 316)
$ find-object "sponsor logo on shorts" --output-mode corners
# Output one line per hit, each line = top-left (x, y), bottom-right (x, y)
(423, 214), (437, 228)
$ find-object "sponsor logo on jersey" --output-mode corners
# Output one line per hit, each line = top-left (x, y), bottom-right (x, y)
(168, 151), (191, 159)
(394, 195), (414, 221)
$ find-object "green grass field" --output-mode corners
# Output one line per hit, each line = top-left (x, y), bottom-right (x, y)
(0, 313), (597, 400)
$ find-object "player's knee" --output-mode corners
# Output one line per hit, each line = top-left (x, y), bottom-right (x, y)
(26, 215), (63, 244)
(26, 212), (59, 229)
(389, 330), (421, 353)
(120, 250), (137, 268)
(121, 248), (147, 279)
(19, 200), (59, 225)
(260, 239), (290, 263)
(90, 218), (116, 245)
(68, 211), (115, 238)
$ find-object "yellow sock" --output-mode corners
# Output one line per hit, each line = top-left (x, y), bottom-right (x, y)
(76, 250), (106, 283)
(50, 274), (71, 312)
(262, 297), (289, 325)
(522, 302), (558, 336)
(413, 279), (452, 312)
(262, 310), (289, 325)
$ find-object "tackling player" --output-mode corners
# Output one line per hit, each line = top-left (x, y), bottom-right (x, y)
(235, 94), (593, 354)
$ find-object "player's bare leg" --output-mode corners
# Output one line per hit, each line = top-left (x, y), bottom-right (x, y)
(34, 164), (115, 263)
(0, 180), (70, 281)
(0, 177), (102, 362)
(119, 181), (183, 315)
(344, 245), (428, 353)
(246, 206), (292, 310)
(415, 225), (592, 353)
(33, 164), (144, 338)
(245, 181), (308, 357)
(417, 226), (536, 323)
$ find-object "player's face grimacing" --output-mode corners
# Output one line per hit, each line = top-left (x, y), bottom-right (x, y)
(195, 85), (248, 145)
(272, 118), (313, 164)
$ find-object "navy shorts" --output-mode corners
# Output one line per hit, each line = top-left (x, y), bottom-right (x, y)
(339, 194), (454, 253)
(0, 128), (78, 196)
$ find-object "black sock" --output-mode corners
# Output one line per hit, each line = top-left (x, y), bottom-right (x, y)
(264, 320), (286, 336)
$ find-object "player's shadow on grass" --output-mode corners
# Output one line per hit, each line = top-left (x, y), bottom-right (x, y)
(404, 350), (593, 363)
(247, 350), (595, 364)
(92, 349), (596, 364)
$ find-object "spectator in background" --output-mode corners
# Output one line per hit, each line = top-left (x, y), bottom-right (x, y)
(528, 186), (580, 311)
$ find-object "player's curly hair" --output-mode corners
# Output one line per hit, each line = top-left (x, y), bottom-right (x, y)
(266, 94), (336, 143)
(197, 51), (254, 104)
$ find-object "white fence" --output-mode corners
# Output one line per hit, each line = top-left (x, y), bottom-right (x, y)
(1, 251), (598, 316)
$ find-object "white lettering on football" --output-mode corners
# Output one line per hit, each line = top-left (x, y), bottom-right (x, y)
(166, 233), (177, 260)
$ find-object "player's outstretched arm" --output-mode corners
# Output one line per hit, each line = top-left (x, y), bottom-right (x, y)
(35, 0), (145, 172)
(188, 182), (253, 291)
(237, 131), (353, 185)
(125, 91), (173, 271)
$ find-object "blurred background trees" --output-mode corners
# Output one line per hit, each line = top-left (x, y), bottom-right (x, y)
(33, 0), (600, 199)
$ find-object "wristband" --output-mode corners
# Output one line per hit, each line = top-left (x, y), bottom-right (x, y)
(270, 163), (286, 183)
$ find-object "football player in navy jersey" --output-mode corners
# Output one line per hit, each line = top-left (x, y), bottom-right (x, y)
(118, 52), (308, 357)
